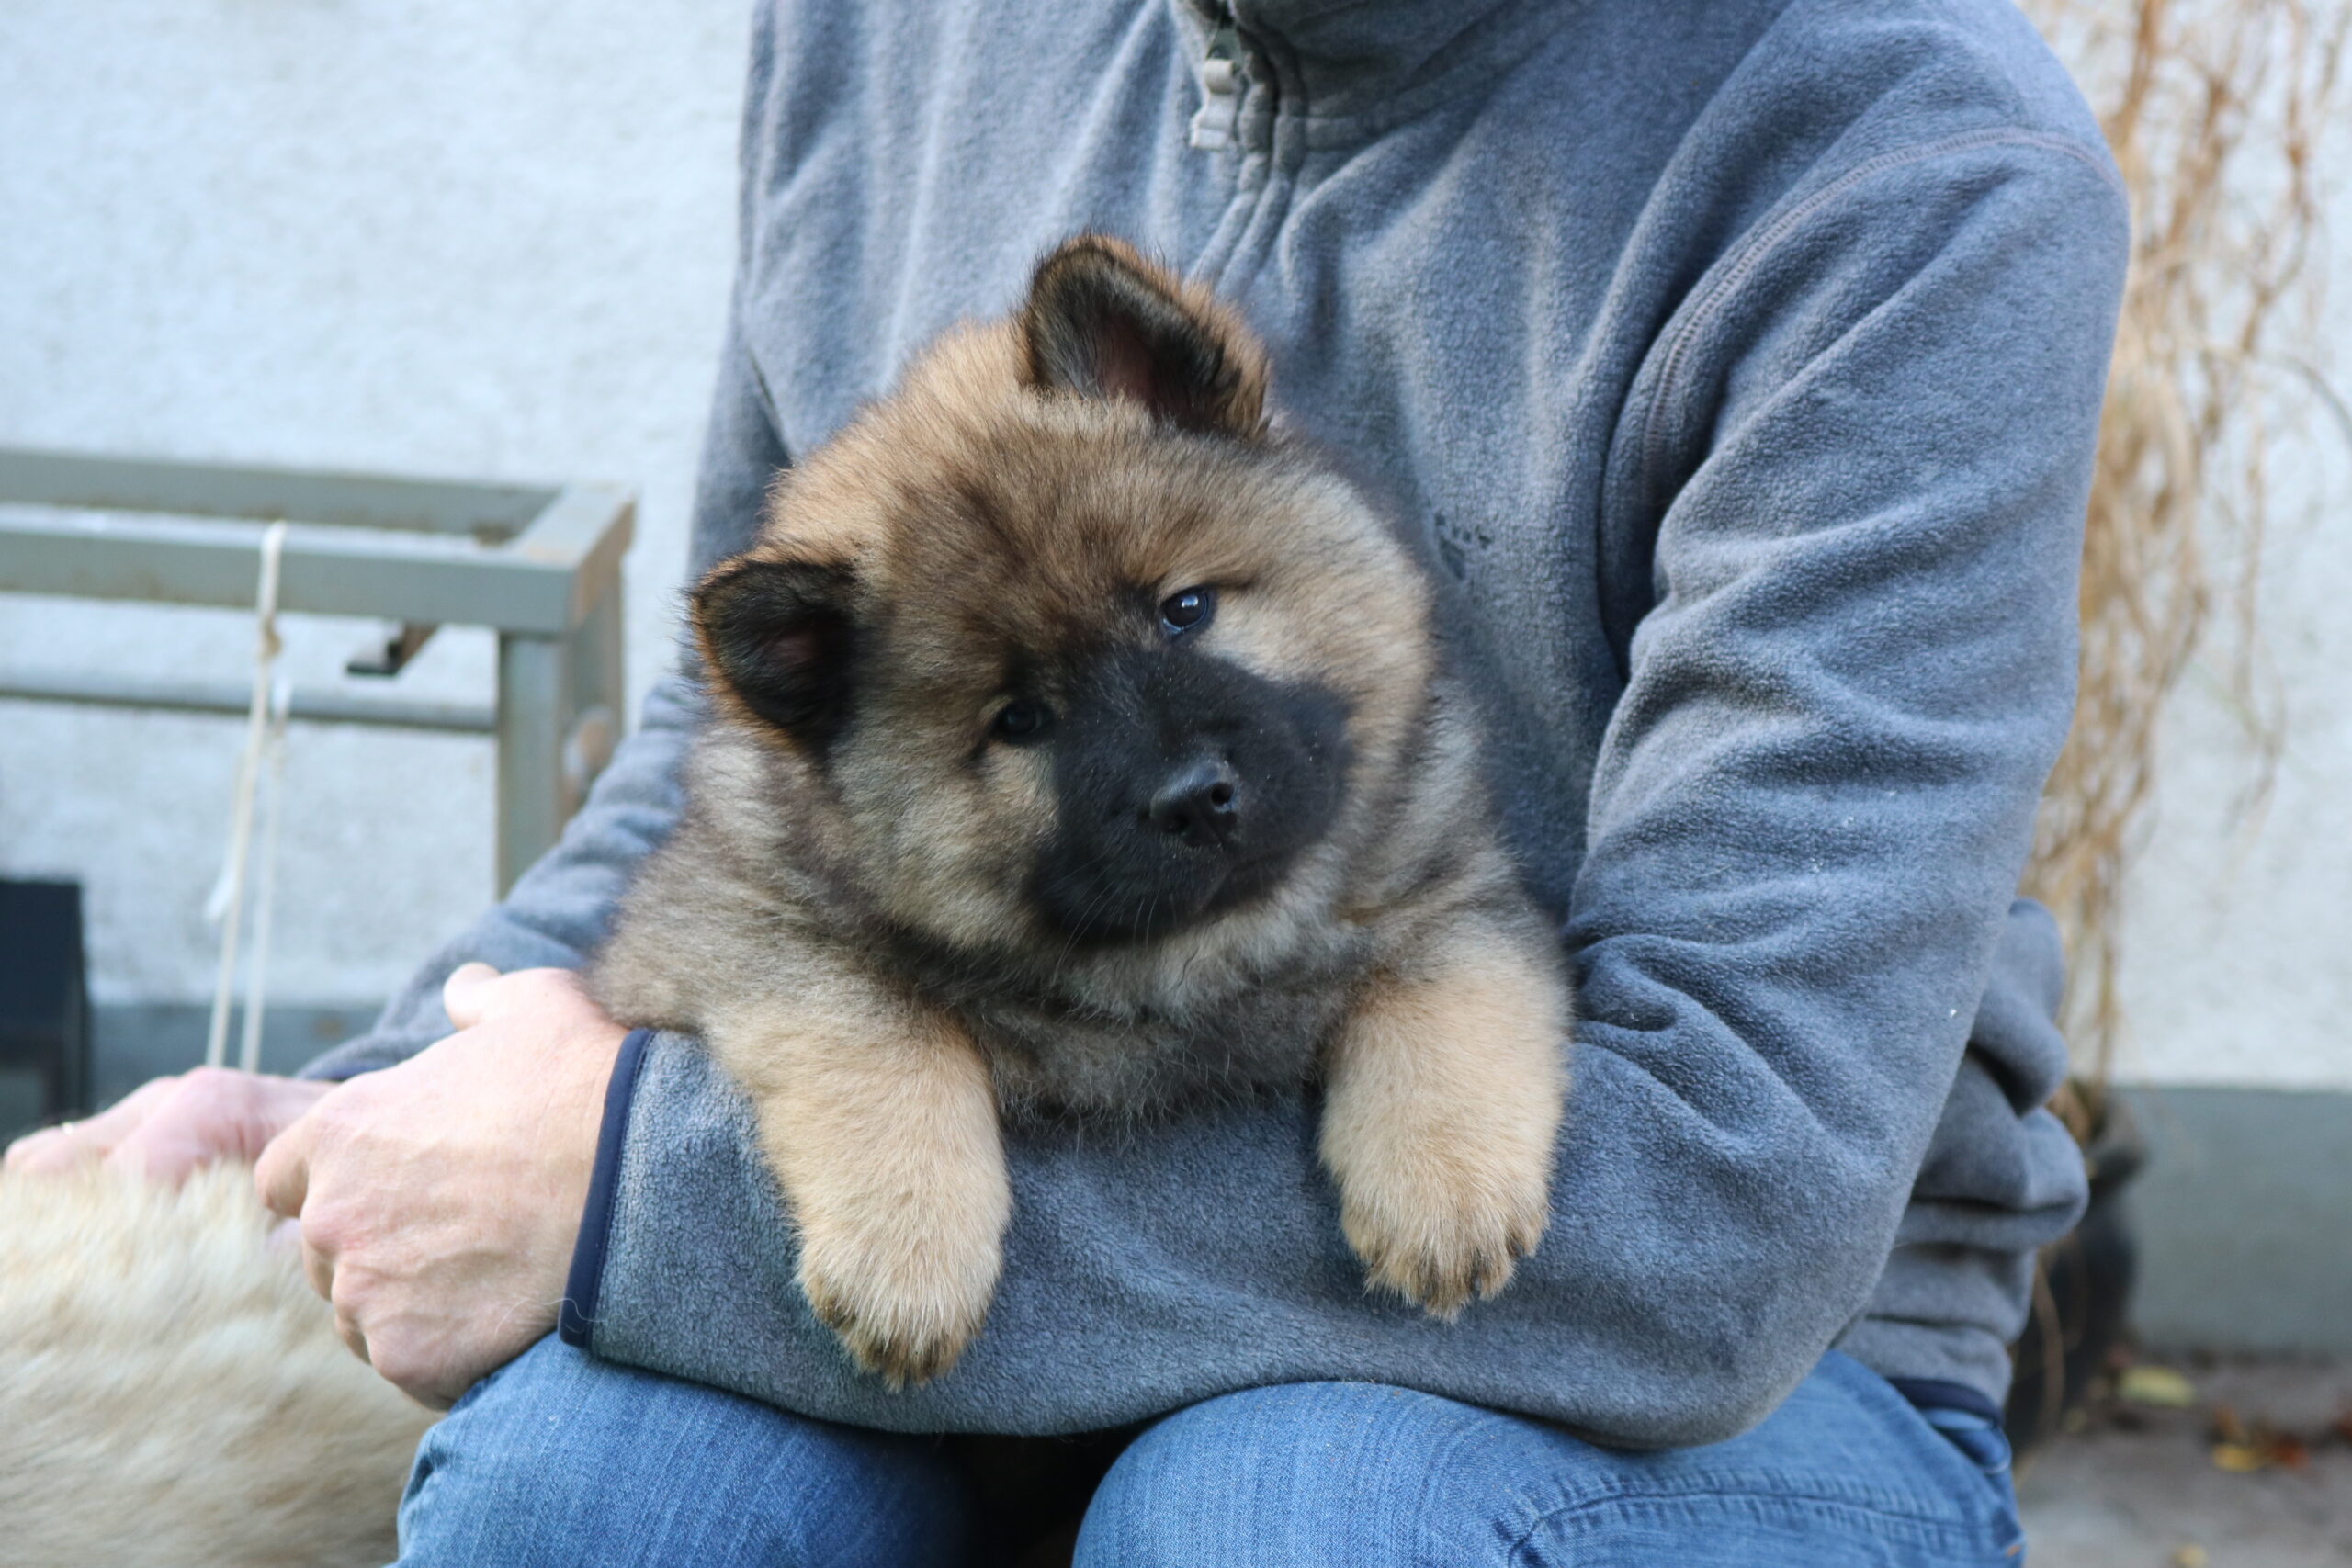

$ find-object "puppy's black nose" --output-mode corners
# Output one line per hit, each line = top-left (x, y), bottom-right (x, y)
(1147, 757), (1239, 848)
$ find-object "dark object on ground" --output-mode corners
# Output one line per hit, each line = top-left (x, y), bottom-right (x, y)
(0, 878), (92, 1129)
(2007, 1093), (2145, 1455)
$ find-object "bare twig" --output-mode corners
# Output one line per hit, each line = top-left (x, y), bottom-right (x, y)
(2018, 0), (2346, 1118)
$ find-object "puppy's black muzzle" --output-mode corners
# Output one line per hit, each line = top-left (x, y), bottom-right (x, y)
(1033, 645), (1348, 944)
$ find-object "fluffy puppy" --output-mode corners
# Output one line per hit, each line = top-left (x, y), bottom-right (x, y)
(0, 1164), (434, 1567)
(593, 236), (1570, 1385)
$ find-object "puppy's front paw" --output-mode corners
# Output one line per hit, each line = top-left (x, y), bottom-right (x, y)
(1337, 1149), (1550, 1320)
(797, 1220), (1001, 1388)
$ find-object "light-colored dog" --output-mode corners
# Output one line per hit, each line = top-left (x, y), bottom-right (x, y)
(0, 1164), (431, 1567)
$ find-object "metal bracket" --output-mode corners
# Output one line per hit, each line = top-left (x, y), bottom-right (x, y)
(345, 621), (440, 678)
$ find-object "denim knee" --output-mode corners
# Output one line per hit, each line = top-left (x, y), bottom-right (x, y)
(397, 1336), (966, 1568)
(1073, 1365), (2023, 1568)
(1072, 1382), (1526, 1567)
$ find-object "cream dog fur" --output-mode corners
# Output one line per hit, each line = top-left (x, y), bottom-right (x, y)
(0, 1164), (430, 1567)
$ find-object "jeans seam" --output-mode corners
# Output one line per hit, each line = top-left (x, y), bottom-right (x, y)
(1505, 1481), (2013, 1561)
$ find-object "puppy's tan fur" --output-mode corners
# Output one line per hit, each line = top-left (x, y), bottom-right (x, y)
(0, 1165), (433, 1567)
(594, 236), (1571, 1385)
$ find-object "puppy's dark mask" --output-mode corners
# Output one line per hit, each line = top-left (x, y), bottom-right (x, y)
(1030, 643), (1351, 945)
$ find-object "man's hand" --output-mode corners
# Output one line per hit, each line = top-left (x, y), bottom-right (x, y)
(3, 1066), (333, 1182)
(254, 964), (627, 1409)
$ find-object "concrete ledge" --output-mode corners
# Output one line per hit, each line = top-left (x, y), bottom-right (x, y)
(2124, 1084), (2352, 1357)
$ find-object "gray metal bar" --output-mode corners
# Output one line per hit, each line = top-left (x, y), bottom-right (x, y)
(346, 621), (439, 677)
(512, 484), (637, 625)
(0, 513), (589, 634)
(0, 669), (497, 733)
(495, 634), (571, 894)
(0, 446), (554, 538)
(0, 445), (635, 891)
(567, 578), (628, 784)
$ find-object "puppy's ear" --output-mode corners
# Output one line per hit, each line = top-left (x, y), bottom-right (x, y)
(1017, 235), (1268, 438)
(693, 556), (858, 749)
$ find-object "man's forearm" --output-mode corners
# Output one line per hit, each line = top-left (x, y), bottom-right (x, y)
(562, 896), (2083, 1450)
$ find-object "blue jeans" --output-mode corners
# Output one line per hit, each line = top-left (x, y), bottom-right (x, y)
(398, 1337), (2022, 1565)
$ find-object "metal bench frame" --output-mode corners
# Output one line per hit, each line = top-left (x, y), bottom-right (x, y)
(0, 446), (633, 892)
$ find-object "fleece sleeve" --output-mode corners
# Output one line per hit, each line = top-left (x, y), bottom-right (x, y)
(574, 137), (2124, 1448)
(299, 308), (785, 1081)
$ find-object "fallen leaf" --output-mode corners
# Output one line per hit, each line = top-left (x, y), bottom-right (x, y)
(2211, 1441), (2268, 1473)
(2267, 1434), (2311, 1471)
(2120, 1365), (2198, 1409)
(2171, 1545), (2210, 1568)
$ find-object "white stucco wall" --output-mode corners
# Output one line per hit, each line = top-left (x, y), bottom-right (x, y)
(1, 0), (2346, 1089)
(2108, 86), (2352, 1092)
(0, 0), (749, 1012)
(2110, 389), (2352, 1090)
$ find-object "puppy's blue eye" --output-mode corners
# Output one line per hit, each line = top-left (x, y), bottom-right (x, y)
(992, 700), (1051, 742)
(1159, 587), (1215, 635)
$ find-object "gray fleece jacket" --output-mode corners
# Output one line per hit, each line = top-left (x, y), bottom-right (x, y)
(309, 0), (2126, 1447)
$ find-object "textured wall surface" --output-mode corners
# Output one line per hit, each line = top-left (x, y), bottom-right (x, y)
(2107, 70), (2352, 1094)
(2113, 459), (2352, 1090)
(0, 0), (2345, 1091)
(0, 0), (748, 1027)
(2108, 75), (2351, 1091)
(2117, 355), (2352, 1090)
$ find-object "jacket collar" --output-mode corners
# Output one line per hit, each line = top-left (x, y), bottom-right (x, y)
(1182, 0), (1565, 128)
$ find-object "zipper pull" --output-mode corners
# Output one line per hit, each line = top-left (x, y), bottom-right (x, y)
(1189, 12), (1245, 152)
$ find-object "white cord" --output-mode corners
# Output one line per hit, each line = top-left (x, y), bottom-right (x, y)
(237, 673), (293, 1073)
(205, 522), (288, 1070)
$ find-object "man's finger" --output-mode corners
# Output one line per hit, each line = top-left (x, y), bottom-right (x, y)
(1, 1123), (82, 1176)
(300, 1235), (337, 1303)
(107, 1070), (248, 1183)
(441, 963), (505, 1031)
(398, 1361), (468, 1414)
(254, 1112), (321, 1219)
(104, 1120), (221, 1184)
(333, 1307), (370, 1366)
(3, 1077), (176, 1174)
